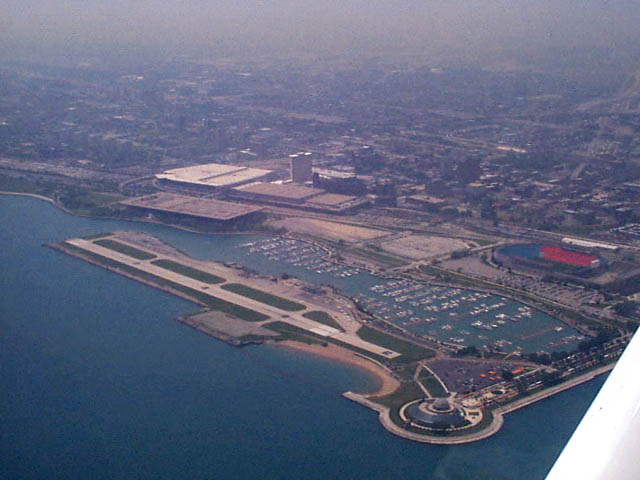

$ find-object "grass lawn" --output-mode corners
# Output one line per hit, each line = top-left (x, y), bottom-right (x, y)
(61, 242), (268, 322)
(151, 259), (224, 284)
(264, 321), (326, 345)
(356, 326), (435, 363)
(57, 188), (125, 214)
(185, 289), (269, 322)
(94, 239), (156, 260)
(302, 311), (344, 332)
(81, 232), (113, 240)
(370, 381), (424, 409)
(0, 176), (43, 194)
(419, 369), (449, 397)
(264, 321), (391, 363)
(368, 376), (495, 438)
(221, 283), (305, 311)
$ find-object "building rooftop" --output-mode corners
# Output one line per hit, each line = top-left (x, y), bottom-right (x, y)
(212, 168), (274, 186)
(313, 168), (357, 179)
(307, 192), (356, 206)
(408, 194), (447, 204)
(121, 193), (263, 221)
(156, 163), (272, 187)
(234, 182), (323, 200)
(405, 399), (467, 429)
(158, 163), (243, 182)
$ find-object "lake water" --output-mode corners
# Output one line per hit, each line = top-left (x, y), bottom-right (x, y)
(0, 195), (606, 479)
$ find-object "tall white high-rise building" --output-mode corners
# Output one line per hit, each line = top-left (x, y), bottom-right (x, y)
(289, 152), (313, 183)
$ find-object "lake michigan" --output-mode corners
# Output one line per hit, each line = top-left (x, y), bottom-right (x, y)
(0, 195), (606, 479)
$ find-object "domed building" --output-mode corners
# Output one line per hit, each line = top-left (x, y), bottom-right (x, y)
(402, 398), (468, 430)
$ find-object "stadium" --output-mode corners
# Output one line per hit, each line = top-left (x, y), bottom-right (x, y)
(494, 243), (603, 276)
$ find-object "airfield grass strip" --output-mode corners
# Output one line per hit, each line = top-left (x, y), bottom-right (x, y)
(61, 242), (267, 322)
(151, 259), (224, 284)
(94, 239), (156, 260)
(81, 232), (113, 240)
(221, 283), (305, 311)
(356, 326), (435, 363)
(264, 321), (393, 363)
(264, 321), (326, 345)
(302, 311), (344, 332)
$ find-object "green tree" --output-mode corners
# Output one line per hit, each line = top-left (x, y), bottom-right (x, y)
(501, 370), (515, 381)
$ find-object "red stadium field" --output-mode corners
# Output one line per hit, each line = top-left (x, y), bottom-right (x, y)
(540, 246), (598, 267)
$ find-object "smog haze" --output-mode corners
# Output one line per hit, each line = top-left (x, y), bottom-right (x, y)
(3, 0), (640, 62)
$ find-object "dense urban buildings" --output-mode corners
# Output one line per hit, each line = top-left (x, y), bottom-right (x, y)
(1, 50), (639, 448)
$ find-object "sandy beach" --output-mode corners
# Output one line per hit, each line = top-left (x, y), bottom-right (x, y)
(278, 340), (400, 397)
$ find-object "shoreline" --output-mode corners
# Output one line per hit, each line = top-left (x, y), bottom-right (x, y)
(342, 392), (507, 445)
(2, 190), (600, 335)
(277, 340), (400, 397)
(20, 192), (620, 445)
(0, 190), (273, 237)
(0, 190), (58, 204)
(496, 362), (614, 415)
(51, 236), (614, 443)
(344, 363), (613, 445)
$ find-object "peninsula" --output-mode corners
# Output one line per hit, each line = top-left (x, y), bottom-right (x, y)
(49, 230), (625, 444)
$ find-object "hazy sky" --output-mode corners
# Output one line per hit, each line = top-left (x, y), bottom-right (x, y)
(3, 1), (640, 59)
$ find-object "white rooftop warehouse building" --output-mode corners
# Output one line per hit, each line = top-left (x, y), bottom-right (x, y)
(156, 163), (274, 189)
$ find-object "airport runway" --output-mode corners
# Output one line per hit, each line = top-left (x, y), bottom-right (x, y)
(67, 237), (400, 358)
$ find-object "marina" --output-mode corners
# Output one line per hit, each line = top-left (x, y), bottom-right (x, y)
(240, 237), (584, 355)
(240, 237), (361, 278)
